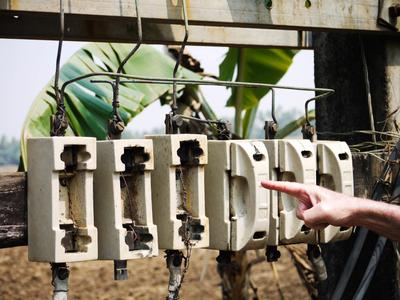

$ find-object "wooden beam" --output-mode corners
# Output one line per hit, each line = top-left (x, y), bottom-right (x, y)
(0, 172), (26, 248)
(0, 153), (387, 248)
(0, 11), (311, 48)
(1, 0), (400, 34)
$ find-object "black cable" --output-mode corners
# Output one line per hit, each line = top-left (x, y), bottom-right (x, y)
(351, 145), (400, 299)
(112, 0), (142, 121)
(331, 142), (400, 300)
(171, 0), (189, 114)
(54, 0), (64, 108)
(352, 236), (387, 300)
(50, 0), (68, 137)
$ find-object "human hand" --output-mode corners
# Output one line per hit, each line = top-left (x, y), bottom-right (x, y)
(261, 180), (359, 230)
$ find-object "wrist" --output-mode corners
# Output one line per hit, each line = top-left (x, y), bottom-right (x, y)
(344, 196), (364, 226)
(351, 198), (382, 227)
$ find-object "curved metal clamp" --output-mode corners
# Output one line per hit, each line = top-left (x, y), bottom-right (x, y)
(51, 107), (69, 137)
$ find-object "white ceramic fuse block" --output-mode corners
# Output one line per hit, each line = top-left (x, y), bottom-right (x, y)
(264, 139), (317, 244)
(94, 140), (158, 260)
(147, 134), (209, 250)
(205, 140), (270, 251)
(263, 140), (279, 247)
(27, 137), (98, 262)
(315, 141), (354, 243)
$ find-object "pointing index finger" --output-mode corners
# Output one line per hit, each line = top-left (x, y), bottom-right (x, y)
(261, 180), (309, 203)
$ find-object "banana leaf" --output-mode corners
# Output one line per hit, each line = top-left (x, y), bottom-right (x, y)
(276, 110), (315, 139)
(219, 48), (296, 137)
(21, 43), (199, 167)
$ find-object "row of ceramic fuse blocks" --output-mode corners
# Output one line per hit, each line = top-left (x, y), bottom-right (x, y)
(27, 134), (353, 263)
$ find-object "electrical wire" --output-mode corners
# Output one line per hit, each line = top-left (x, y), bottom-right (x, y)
(171, 0), (189, 114)
(352, 150), (400, 299)
(112, 0), (142, 121)
(54, 0), (64, 109)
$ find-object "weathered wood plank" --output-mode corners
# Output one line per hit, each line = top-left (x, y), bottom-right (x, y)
(0, 172), (26, 248)
(2, 0), (400, 32)
(0, 10), (311, 48)
(352, 153), (386, 198)
(0, 0), (400, 44)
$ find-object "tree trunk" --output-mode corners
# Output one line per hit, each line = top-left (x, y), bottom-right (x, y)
(314, 32), (400, 299)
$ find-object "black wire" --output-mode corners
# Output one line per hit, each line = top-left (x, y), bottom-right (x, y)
(352, 236), (387, 300)
(171, 0), (189, 114)
(54, 0), (64, 110)
(352, 145), (400, 299)
(112, 0), (142, 122)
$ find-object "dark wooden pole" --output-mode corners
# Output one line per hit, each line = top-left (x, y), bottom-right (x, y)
(314, 32), (400, 300)
(0, 172), (27, 248)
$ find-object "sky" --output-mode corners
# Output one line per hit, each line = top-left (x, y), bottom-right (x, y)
(0, 39), (315, 138)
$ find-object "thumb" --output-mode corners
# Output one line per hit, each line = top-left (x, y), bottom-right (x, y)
(296, 201), (310, 220)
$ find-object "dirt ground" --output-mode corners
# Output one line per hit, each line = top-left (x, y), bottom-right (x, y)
(0, 166), (309, 299)
(0, 246), (310, 300)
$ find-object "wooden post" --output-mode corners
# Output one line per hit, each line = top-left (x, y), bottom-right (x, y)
(0, 172), (27, 248)
(314, 32), (400, 299)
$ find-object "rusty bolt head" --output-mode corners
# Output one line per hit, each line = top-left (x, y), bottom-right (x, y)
(270, 122), (278, 133)
(172, 115), (184, 127)
(57, 267), (70, 280)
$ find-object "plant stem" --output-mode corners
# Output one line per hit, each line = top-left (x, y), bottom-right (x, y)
(234, 49), (245, 137)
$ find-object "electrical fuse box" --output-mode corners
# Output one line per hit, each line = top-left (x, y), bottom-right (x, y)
(147, 134), (209, 250)
(94, 140), (158, 260)
(315, 141), (354, 243)
(205, 140), (270, 251)
(27, 137), (98, 262)
(264, 140), (317, 244)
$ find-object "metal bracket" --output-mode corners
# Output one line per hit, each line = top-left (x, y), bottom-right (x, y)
(378, 0), (400, 31)
(51, 262), (69, 300)
(266, 246), (281, 262)
(51, 110), (69, 137)
(165, 250), (184, 300)
(264, 121), (278, 140)
(301, 123), (316, 142)
(165, 113), (184, 134)
(114, 260), (128, 280)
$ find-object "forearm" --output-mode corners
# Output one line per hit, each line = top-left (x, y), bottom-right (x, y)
(352, 198), (400, 241)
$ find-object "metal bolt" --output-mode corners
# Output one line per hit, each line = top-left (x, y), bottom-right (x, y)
(57, 267), (70, 280)
(114, 260), (128, 280)
(270, 122), (278, 134)
(264, 0), (273, 9)
(266, 246), (281, 262)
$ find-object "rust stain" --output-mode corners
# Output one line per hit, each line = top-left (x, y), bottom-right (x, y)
(10, 0), (19, 10)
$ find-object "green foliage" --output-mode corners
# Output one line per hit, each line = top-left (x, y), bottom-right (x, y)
(219, 48), (296, 137)
(276, 110), (315, 139)
(0, 135), (20, 166)
(21, 43), (199, 165)
(250, 107), (304, 139)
